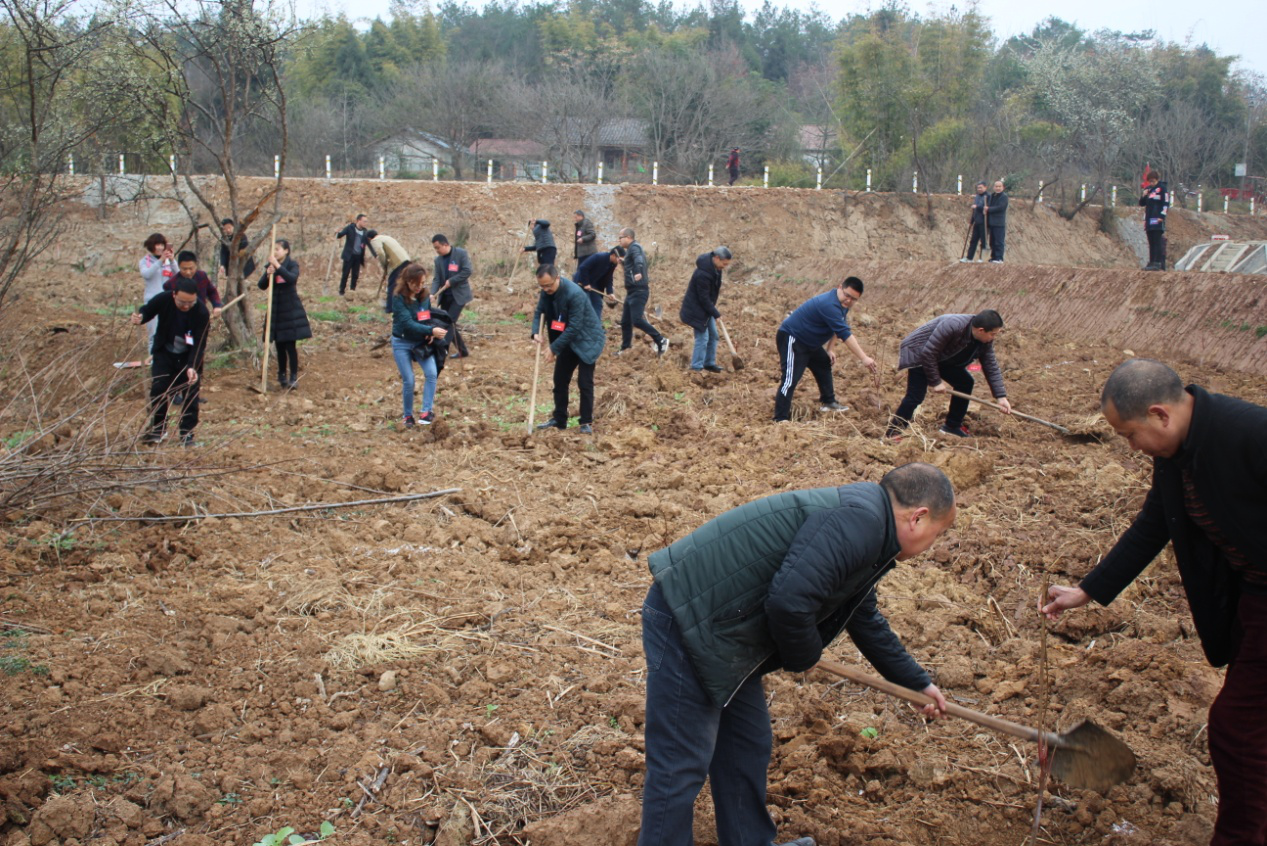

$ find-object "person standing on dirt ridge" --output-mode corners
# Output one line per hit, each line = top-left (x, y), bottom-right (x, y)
(573, 210), (597, 266)
(773, 276), (877, 422)
(727, 147), (740, 185)
(523, 219), (556, 269)
(531, 264), (605, 435)
(616, 227), (669, 357)
(638, 462), (954, 846)
(217, 218), (256, 281)
(573, 245), (626, 319)
(986, 180), (1008, 263)
(335, 214), (377, 296)
(366, 230), (411, 314)
(258, 239), (312, 390)
(888, 310), (1011, 439)
(1140, 170), (1170, 271)
(390, 262), (448, 428)
(139, 233), (177, 349)
(131, 277), (208, 447)
(1042, 359), (1267, 846)
(431, 234), (473, 359)
(962, 182), (989, 262)
(679, 246), (732, 373)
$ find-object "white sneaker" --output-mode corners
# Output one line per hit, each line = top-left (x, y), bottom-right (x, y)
(959, 258), (971, 263)
(656, 337), (670, 357)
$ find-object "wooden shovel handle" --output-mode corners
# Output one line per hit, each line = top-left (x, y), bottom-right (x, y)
(946, 389), (1071, 434)
(527, 314), (545, 431)
(717, 318), (738, 356)
(816, 659), (1053, 745)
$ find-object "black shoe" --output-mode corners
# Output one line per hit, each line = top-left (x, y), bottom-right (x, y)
(180, 432), (195, 448)
(140, 431), (164, 445)
(197, 397), (207, 405)
(704, 364), (724, 373)
(536, 419), (562, 431)
(172, 392), (184, 405)
(418, 411), (434, 425)
(579, 423), (593, 434)
(939, 424), (971, 438)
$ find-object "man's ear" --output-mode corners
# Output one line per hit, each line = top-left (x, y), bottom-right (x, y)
(1148, 404), (1172, 427)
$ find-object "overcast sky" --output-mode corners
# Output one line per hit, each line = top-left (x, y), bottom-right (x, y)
(298, 0), (1265, 78)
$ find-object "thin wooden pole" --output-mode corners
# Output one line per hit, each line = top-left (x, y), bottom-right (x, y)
(259, 226), (277, 393)
(528, 314), (545, 431)
(947, 390), (1070, 434)
(71, 488), (461, 523)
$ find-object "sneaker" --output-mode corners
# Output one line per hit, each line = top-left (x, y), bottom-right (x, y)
(180, 433), (195, 448)
(656, 337), (670, 357)
(579, 423), (593, 434)
(939, 424), (971, 438)
(140, 431), (164, 445)
(989, 259), (1003, 264)
(536, 419), (561, 431)
(403, 415), (416, 429)
(418, 411), (434, 425)
(959, 257), (971, 263)
(704, 364), (723, 373)
(820, 401), (849, 412)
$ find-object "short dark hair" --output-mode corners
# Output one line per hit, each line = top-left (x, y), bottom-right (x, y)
(355, 214), (368, 223)
(619, 227), (635, 239)
(365, 229), (378, 240)
(432, 234), (449, 245)
(1146, 170), (1161, 182)
(536, 264), (559, 279)
(177, 250), (198, 265)
(841, 276), (863, 294)
(275, 239), (291, 255)
(971, 309), (1003, 331)
(144, 233), (166, 252)
(610, 246), (627, 258)
(1100, 359), (1185, 421)
(219, 217), (234, 227)
(881, 462), (956, 520)
(174, 278), (199, 295)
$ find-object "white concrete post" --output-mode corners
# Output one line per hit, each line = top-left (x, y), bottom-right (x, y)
(1038, 181), (1044, 203)
(708, 163), (714, 187)
(274, 155), (280, 179)
(325, 155), (331, 180)
(597, 161), (604, 185)
(957, 175), (963, 195)
(541, 162), (548, 184)
(169, 154), (176, 174)
(487, 159), (493, 184)
(118, 154), (125, 175)
(1080, 184), (1086, 202)
(652, 162), (659, 185)
(816, 168), (822, 190)
(866, 169), (871, 192)
(1197, 192), (1203, 213)
(763, 165), (769, 188)
(912, 171), (918, 193)
(379, 157), (385, 180)
(1225, 196), (1230, 213)
(1253, 197), (1257, 216)
(1111, 185), (1117, 206)
(67, 154), (74, 176)
(433, 159), (439, 181)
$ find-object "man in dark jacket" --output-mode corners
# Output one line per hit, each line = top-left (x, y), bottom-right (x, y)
(431, 234), (473, 358)
(523, 219), (556, 268)
(573, 246), (626, 319)
(131, 278), (209, 447)
(1043, 359), (1267, 846)
(639, 462), (954, 846)
(889, 310), (1011, 438)
(986, 180), (1008, 262)
(167, 251), (224, 318)
(335, 214), (377, 295)
(727, 147), (740, 185)
(773, 277), (877, 421)
(962, 182), (989, 262)
(1139, 171), (1170, 270)
(217, 218), (256, 280)
(616, 227), (669, 356)
(679, 247), (732, 372)
(531, 264), (605, 435)
(573, 210), (597, 264)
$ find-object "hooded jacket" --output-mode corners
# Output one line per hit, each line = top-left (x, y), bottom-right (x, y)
(531, 278), (606, 364)
(679, 252), (723, 331)
(898, 313), (1006, 398)
(1139, 182), (1169, 231)
(526, 220), (555, 253)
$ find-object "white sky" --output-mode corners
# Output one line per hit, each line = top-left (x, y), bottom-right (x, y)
(297, 0), (1265, 78)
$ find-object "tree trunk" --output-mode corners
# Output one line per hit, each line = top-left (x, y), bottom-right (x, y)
(222, 274), (257, 351)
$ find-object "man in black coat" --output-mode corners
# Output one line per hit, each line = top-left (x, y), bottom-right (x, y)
(986, 180), (1008, 263)
(431, 234), (473, 359)
(1043, 359), (1267, 846)
(335, 214), (377, 295)
(679, 247), (732, 372)
(131, 278), (209, 446)
(217, 218), (256, 280)
(573, 246), (626, 319)
(962, 182), (988, 262)
(573, 210), (597, 265)
(1140, 170), (1170, 270)
(617, 227), (668, 357)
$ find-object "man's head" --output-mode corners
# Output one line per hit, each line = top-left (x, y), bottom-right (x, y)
(970, 309), (1003, 343)
(536, 264), (560, 295)
(618, 227), (635, 248)
(177, 251), (199, 278)
(993, 180), (1005, 193)
(609, 245), (627, 264)
(219, 218), (236, 236)
(880, 462), (957, 560)
(365, 229), (378, 241)
(975, 181), (987, 194)
(172, 278), (199, 311)
(574, 210), (585, 224)
(355, 214), (368, 228)
(1100, 359), (1192, 458)
(432, 234), (452, 256)
(712, 246), (733, 271)
(1145, 171), (1161, 186)
(837, 276), (863, 307)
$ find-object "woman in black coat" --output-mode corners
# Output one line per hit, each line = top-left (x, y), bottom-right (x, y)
(258, 239), (312, 389)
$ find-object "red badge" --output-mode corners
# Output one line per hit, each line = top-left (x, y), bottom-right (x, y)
(162, 269), (174, 278)
(448, 263), (458, 272)
(551, 319), (566, 331)
(417, 309), (431, 320)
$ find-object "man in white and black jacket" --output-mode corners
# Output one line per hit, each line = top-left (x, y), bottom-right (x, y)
(131, 277), (209, 447)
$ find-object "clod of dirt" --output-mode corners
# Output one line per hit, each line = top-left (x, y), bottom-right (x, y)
(27, 795), (92, 844)
(166, 684), (212, 711)
(520, 795), (640, 846)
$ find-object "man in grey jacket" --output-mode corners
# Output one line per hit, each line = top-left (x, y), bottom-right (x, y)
(573, 210), (597, 265)
(432, 234), (473, 359)
(617, 227), (669, 356)
(889, 310), (1011, 438)
(638, 462), (954, 846)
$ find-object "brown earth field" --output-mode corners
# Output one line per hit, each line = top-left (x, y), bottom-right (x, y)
(3, 180), (1267, 846)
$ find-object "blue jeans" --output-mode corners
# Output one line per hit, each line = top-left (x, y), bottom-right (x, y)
(391, 337), (437, 418)
(690, 319), (719, 370)
(638, 583), (778, 846)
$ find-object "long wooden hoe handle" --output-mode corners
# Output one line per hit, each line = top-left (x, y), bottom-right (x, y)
(947, 389), (1071, 434)
(259, 226), (277, 393)
(717, 318), (738, 356)
(527, 314), (545, 431)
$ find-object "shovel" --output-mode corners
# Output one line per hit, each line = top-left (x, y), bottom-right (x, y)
(948, 389), (1071, 435)
(817, 659), (1135, 792)
(716, 318), (744, 371)
(251, 226), (277, 394)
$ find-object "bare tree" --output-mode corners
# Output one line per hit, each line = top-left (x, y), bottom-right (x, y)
(1141, 98), (1241, 205)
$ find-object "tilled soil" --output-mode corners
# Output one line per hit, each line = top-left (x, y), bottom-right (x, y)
(2, 184), (1267, 846)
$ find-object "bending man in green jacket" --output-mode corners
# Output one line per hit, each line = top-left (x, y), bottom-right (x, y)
(639, 462), (955, 846)
(531, 264), (606, 435)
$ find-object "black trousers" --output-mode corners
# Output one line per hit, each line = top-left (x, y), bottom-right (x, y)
(340, 256), (362, 292)
(551, 347), (594, 427)
(620, 287), (663, 349)
(967, 222), (988, 259)
(275, 339), (298, 381)
(892, 364), (976, 429)
(989, 225), (1006, 261)
(773, 329), (836, 421)
(535, 247), (557, 270)
(439, 293), (469, 357)
(149, 350), (200, 436)
(1146, 230), (1167, 269)
(728, 166), (739, 186)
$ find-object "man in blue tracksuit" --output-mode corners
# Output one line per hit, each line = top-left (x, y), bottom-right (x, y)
(773, 277), (878, 422)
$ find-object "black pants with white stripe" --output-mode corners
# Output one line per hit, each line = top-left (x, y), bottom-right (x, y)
(773, 330), (836, 421)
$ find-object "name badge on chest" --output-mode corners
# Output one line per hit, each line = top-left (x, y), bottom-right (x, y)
(551, 319), (566, 332)
(417, 309), (431, 321)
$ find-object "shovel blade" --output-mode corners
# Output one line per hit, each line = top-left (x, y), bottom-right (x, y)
(1049, 721), (1136, 792)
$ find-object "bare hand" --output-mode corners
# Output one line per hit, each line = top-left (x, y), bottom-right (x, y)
(531, 333), (543, 345)
(1040, 585), (1091, 622)
(860, 355), (877, 374)
(919, 684), (947, 718)
(634, 273), (642, 282)
(211, 307), (223, 319)
(431, 327), (447, 340)
(219, 267), (227, 277)
(186, 368), (199, 385)
(827, 349), (837, 365)
(997, 397), (1012, 414)
(931, 382), (948, 394)
(130, 313), (143, 325)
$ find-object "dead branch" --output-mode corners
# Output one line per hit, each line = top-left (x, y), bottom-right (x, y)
(71, 488), (462, 523)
